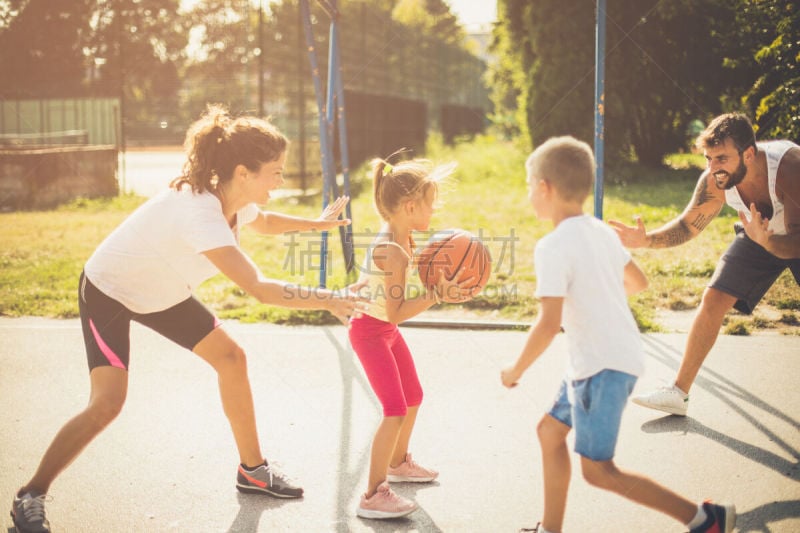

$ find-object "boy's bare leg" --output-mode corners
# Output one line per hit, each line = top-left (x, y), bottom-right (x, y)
(580, 458), (696, 524)
(537, 414), (572, 532)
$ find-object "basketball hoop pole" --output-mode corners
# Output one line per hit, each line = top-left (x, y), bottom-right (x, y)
(594, 0), (606, 220)
(300, 0), (355, 288)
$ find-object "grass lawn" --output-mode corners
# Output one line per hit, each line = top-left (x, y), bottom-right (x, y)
(1, 136), (797, 335)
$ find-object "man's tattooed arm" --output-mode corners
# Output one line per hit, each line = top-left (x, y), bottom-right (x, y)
(649, 219), (694, 248)
(646, 172), (724, 249)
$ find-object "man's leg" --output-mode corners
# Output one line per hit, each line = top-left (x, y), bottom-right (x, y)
(633, 287), (737, 416)
(675, 287), (737, 393)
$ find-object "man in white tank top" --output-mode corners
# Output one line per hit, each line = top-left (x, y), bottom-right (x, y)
(609, 113), (799, 416)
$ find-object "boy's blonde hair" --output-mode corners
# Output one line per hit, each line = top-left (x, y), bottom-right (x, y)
(525, 136), (595, 203)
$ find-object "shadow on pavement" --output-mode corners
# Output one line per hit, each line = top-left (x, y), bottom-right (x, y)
(735, 499), (800, 532)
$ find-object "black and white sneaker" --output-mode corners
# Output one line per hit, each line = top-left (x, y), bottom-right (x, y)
(10, 489), (51, 533)
(236, 461), (304, 499)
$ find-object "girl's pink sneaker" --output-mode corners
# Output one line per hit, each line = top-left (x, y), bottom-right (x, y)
(356, 481), (417, 519)
(387, 453), (439, 483)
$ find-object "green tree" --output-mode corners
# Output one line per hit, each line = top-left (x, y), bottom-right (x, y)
(88, 0), (190, 136)
(493, 0), (742, 166)
(0, 0), (189, 138)
(392, 0), (465, 46)
(487, 0), (530, 142)
(0, 0), (94, 97)
(729, 0), (800, 140)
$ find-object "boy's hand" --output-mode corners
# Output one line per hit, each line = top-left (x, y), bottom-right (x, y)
(501, 366), (521, 388)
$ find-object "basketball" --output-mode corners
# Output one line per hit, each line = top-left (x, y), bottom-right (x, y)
(417, 229), (492, 300)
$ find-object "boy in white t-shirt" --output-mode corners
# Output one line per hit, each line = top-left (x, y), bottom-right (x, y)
(500, 136), (734, 533)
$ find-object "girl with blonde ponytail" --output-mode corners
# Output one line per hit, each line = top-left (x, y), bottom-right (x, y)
(349, 153), (478, 520)
(11, 104), (365, 531)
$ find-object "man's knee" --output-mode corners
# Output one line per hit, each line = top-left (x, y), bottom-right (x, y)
(699, 287), (737, 316)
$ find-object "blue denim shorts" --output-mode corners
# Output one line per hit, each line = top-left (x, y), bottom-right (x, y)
(547, 369), (638, 461)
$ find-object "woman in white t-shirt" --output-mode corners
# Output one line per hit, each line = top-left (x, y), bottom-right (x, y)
(11, 105), (362, 532)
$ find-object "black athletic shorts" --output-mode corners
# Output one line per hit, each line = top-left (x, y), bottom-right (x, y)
(709, 224), (800, 314)
(78, 272), (220, 371)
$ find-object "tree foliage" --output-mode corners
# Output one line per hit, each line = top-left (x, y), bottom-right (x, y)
(728, 0), (799, 141)
(0, 0), (94, 97)
(492, 0), (799, 168)
(0, 0), (190, 133)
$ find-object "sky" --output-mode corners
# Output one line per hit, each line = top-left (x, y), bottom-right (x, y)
(445, 0), (497, 31)
(180, 1), (498, 31)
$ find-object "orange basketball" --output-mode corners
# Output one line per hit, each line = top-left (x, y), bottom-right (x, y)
(417, 229), (492, 298)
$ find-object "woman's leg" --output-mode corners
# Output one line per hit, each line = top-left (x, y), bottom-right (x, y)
(23, 366), (128, 494)
(192, 326), (262, 467)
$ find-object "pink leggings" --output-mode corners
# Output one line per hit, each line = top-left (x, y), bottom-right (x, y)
(349, 314), (423, 417)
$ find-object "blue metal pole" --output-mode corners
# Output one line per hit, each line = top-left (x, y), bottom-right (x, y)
(594, 0), (606, 220)
(300, 0), (336, 287)
(329, 11), (355, 274)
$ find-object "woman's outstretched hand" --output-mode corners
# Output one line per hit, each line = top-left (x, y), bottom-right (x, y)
(315, 196), (351, 230)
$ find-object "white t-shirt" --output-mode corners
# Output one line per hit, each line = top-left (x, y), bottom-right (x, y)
(84, 188), (259, 313)
(534, 215), (645, 380)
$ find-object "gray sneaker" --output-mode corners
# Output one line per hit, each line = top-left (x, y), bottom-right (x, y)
(10, 490), (51, 533)
(236, 461), (304, 499)
(632, 385), (689, 416)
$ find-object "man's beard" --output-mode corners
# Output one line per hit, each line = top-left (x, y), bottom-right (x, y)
(713, 157), (747, 190)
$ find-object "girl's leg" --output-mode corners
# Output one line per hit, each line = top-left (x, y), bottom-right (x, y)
(385, 331), (422, 467)
(192, 327), (262, 467)
(350, 322), (410, 496)
(538, 414), (571, 533)
(580, 458), (696, 523)
(390, 406), (418, 467)
(23, 366), (128, 494)
(367, 415), (405, 496)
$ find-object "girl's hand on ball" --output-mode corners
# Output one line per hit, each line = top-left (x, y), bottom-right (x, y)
(436, 269), (479, 303)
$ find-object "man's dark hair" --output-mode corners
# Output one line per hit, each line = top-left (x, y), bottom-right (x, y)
(695, 113), (757, 154)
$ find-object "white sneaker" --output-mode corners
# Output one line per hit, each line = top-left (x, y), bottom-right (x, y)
(632, 385), (689, 416)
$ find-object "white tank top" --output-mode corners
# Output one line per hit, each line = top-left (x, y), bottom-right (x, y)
(725, 140), (798, 235)
(357, 240), (414, 322)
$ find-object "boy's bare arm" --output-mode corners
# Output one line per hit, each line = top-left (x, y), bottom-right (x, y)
(501, 297), (564, 388)
(623, 259), (649, 295)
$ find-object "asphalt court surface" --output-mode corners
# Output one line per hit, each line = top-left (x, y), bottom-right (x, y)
(1, 318), (798, 532)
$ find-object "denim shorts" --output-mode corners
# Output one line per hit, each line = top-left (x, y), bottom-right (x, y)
(710, 224), (800, 314)
(547, 369), (638, 461)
